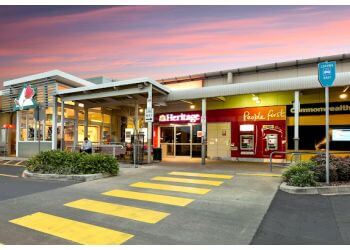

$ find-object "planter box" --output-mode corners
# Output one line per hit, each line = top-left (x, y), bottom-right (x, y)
(22, 170), (111, 182)
(280, 182), (350, 195)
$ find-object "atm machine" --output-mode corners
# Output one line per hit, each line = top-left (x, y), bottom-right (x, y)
(239, 124), (256, 156)
(262, 124), (283, 158)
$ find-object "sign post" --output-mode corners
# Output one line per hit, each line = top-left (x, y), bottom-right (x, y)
(318, 61), (336, 185)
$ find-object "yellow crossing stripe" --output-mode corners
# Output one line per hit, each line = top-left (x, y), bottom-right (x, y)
(152, 176), (223, 186)
(10, 212), (134, 245)
(102, 189), (194, 207)
(65, 199), (169, 224)
(130, 182), (211, 195)
(236, 173), (282, 177)
(0, 173), (18, 178)
(168, 171), (233, 179)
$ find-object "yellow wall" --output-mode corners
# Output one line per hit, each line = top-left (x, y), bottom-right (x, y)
(207, 87), (349, 111)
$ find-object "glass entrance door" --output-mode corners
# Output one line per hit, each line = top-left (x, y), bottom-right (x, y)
(160, 124), (202, 158)
(176, 126), (190, 156)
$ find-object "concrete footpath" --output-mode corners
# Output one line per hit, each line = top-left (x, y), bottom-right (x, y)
(0, 163), (281, 245)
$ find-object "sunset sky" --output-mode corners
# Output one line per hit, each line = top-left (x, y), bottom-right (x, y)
(1, 5), (350, 83)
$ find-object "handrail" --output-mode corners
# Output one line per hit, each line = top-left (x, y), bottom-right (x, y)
(269, 151), (324, 172)
(270, 151), (350, 172)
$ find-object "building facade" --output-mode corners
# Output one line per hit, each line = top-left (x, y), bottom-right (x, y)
(1, 54), (350, 161)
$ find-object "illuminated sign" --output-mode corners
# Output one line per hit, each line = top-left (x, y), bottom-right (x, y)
(332, 129), (350, 141)
(14, 85), (37, 111)
(158, 113), (201, 123)
(242, 106), (286, 122)
(240, 124), (254, 132)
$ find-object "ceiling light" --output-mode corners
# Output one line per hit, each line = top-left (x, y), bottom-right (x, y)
(252, 94), (259, 102)
(190, 104), (195, 109)
(339, 93), (348, 99)
(139, 108), (144, 113)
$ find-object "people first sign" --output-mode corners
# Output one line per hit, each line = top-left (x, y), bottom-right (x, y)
(318, 61), (336, 87)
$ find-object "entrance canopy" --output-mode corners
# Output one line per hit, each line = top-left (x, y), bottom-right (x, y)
(55, 77), (170, 108)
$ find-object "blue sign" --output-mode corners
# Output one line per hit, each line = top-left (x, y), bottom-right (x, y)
(318, 61), (336, 87)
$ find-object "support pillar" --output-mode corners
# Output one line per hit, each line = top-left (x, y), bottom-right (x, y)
(73, 102), (79, 151)
(147, 86), (153, 164)
(16, 111), (20, 157)
(52, 96), (58, 150)
(60, 100), (65, 150)
(294, 91), (300, 162)
(84, 105), (88, 139)
(134, 103), (139, 167)
(201, 98), (207, 165)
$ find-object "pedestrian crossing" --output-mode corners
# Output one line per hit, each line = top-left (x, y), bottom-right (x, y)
(10, 212), (134, 245)
(9, 170), (233, 245)
(102, 189), (194, 206)
(64, 199), (169, 224)
(130, 182), (211, 194)
(151, 176), (223, 186)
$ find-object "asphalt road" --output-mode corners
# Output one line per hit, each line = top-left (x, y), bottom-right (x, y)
(0, 165), (281, 245)
(252, 190), (350, 244)
(0, 164), (76, 201)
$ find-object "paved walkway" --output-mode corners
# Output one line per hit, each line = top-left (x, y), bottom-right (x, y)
(0, 163), (281, 245)
(252, 191), (350, 244)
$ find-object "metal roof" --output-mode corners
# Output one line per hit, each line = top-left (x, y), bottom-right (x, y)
(159, 53), (350, 84)
(56, 77), (170, 96)
(166, 72), (350, 101)
(3, 69), (94, 88)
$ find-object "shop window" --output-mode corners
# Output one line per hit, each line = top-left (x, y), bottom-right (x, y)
(89, 110), (102, 123)
(19, 110), (35, 141)
(176, 126), (190, 143)
(287, 125), (350, 151)
(78, 125), (100, 143)
(160, 127), (174, 143)
(192, 124), (202, 143)
(103, 114), (111, 124)
(45, 107), (53, 141)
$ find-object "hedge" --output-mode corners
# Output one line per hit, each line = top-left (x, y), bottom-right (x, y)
(25, 150), (119, 175)
(284, 155), (350, 187)
(283, 162), (318, 187)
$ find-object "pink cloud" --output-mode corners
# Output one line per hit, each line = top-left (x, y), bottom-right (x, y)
(2, 6), (350, 83)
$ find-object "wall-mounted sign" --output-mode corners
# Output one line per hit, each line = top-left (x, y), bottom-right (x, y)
(318, 61), (336, 87)
(145, 108), (154, 123)
(332, 129), (350, 141)
(241, 106), (286, 122)
(157, 112), (201, 123)
(287, 102), (350, 116)
(14, 85), (37, 111)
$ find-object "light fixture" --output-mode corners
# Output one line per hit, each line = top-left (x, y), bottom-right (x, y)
(190, 104), (195, 109)
(252, 94), (259, 101)
(139, 108), (144, 113)
(78, 103), (84, 108)
(339, 93), (348, 99)
(252, 94), (261, 104)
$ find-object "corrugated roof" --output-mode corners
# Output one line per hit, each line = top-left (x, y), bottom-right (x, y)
(159, 53), (350, 84)
(166, 72), (350, 101)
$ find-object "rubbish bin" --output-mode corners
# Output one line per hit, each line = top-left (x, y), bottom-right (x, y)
(153, 148), (162, 161)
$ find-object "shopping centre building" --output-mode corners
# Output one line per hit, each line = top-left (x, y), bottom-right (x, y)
(0, 53), (349, 163)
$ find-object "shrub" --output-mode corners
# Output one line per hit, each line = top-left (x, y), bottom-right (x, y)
(310, 155), (350, 182)
(25, 150), (119, 176)
(283, 162), (317, 187)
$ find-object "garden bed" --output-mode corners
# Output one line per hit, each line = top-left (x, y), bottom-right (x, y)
(24, 150), (119, 181)
(280, 154), (350, 194)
